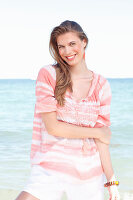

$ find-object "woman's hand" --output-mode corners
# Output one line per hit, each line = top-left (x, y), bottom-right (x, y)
(107, 185), (120, 200)
(99, 126), (112, 144)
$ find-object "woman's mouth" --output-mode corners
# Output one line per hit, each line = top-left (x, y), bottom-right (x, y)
(66, 54), (76, 61)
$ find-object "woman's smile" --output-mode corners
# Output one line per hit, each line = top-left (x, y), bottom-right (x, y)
(66, 54), (77, 61)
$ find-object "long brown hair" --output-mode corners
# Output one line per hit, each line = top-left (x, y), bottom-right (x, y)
(49, 20), (88, 107)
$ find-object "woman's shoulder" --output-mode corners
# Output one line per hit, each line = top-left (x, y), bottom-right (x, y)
(94, 71), (110, 86)
(37, 64), (56, 80)
(92, 71), (111, 96)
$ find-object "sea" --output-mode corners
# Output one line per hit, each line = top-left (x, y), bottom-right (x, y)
(0, 78), (133, 200)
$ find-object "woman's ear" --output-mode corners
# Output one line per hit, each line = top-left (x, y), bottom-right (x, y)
(83, 39), (87, 48)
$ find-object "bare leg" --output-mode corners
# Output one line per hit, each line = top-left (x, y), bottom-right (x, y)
(15, 191), (40, 200)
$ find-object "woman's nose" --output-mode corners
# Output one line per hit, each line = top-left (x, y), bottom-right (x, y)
(64, 46), (71, 55)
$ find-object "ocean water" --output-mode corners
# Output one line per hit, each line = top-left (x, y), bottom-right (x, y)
(0, 78), (133, 200)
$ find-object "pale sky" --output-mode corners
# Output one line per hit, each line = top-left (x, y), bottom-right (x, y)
(0, 0), (133, 79)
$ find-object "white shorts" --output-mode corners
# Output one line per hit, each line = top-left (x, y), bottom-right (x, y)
(23, 165), (104, 200)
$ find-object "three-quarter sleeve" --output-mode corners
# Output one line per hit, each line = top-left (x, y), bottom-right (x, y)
(94, 77), (112, 128)
(35, 67), (57, 114)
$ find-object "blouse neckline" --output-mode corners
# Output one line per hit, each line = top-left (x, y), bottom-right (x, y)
(67, 71), (98, 103)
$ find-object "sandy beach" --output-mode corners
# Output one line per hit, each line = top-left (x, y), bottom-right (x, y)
(0, 189), (20, 200)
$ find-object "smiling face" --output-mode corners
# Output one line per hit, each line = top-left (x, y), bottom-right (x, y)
(57, 32), (86, 67)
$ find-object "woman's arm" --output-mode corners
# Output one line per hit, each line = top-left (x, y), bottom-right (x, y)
(94, 138), (120, 199)
(40, 111), (111, 144)
(94, 138), (115, 181)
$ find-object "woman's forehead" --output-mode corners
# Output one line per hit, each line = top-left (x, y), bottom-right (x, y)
(57, 32), (79, 44)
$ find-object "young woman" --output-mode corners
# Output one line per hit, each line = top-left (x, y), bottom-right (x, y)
(16, 20), (120, 200)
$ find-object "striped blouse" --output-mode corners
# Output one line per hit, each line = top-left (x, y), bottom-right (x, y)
(30, 64), (112, 184)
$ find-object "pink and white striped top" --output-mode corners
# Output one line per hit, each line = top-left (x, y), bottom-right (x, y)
(30, 64), (112, 184)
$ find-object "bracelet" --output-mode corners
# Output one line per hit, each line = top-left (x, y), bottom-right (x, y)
(104, 181), (119, 187)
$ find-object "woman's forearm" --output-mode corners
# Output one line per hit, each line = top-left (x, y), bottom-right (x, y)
(41, 112), (110, 144)
(94, 139), (116, 181)
(50, 120), (101, 140)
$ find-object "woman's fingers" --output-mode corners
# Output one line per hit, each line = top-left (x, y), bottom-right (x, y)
(108, 185), (120, 200)
(110, 191), (120, 200)
(111, 195), (120, 200)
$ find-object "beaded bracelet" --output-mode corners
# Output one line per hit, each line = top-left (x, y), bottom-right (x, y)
(104, 181), (119, 187)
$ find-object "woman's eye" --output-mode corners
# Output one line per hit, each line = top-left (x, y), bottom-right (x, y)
(58, 46), (63, 49)
(70, 42), (75, 46)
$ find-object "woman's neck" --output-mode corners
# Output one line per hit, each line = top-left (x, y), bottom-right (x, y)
(70, 60), (91, 79)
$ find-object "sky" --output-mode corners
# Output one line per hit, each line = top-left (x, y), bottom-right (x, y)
(0, 0), (133, 79)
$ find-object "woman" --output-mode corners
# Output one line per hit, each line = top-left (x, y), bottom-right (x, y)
(16, 20), (120, 200)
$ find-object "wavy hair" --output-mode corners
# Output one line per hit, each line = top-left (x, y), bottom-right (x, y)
(49, 20), (88, 106)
